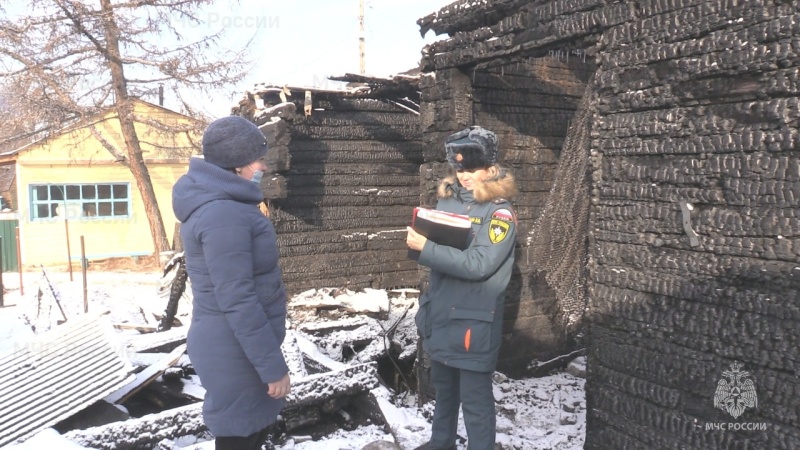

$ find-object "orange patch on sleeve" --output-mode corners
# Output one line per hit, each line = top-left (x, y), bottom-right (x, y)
(464, 328), (471, 352)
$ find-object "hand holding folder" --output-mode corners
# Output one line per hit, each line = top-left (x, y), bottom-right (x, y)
(408, 207), (472, 260)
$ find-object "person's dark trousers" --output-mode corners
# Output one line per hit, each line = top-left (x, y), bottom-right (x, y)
(215, 427), (270, 450)
(429, 359), (496, 450)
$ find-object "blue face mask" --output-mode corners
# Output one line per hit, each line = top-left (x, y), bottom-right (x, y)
(251, 170), (264, 185)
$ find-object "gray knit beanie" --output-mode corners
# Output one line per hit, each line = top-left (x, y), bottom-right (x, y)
(202, 116), (268, 169)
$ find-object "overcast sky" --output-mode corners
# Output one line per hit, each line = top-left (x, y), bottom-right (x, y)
(177, 0), (454, 117)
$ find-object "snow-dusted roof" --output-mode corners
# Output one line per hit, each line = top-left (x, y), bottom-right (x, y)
(250, 71), (421, 99)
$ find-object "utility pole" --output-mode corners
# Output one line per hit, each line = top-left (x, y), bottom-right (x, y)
(358, 0), (366, 74)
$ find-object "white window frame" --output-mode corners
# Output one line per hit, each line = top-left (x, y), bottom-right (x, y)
(29, 183), (131, 221)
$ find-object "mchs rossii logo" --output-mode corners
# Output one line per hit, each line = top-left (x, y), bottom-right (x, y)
(714, 361), (757, 419)
(705, 362), (767, 431)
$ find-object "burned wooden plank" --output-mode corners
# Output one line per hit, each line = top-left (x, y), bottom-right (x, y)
(283, 331), (308, 380)
(258, 117), (291, 174)
(288, 140), (425, 162)
(63, 363), (379, 450)
(104, 344), (187, 405)
(113, 323), (157, 333)
(417, 0), (533, 37)
(260, 173), (287, 200)
(290, 124), (420, 142)
(314, 97), (410, 113)
(127, 352), (171, 370)
(251, 102), (296, 125)
(124, 326), (187, 354)
(156, 253), (189, 332)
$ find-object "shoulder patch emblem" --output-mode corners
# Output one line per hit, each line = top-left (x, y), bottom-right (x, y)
(489, 209), (513, 244)
(491, 209), (513, 223)
(489, 219), (510, 244)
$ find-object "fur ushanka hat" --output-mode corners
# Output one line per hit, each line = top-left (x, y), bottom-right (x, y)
(445, 126), (499, 171)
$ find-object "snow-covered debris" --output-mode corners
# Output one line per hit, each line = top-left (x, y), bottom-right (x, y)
(62, 363), (380, 450)
(494, 372), (586, 450)
(282, 330), (309, 379)
(288, 288), (419, 365)
(0, 272), (587, 450)
(565, 356), (586, 378)
(289, 287), (390, 315)
(2, 428), (90, 450)
(0, 313), (134, 447)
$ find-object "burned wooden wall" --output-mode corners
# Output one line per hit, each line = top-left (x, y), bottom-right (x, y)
(237, 86), (424, 294)
(586, 1), (800, 449)
(421, 0), (799, 448)
(472, 58), (594, 372)
(419, 19), (596, 373)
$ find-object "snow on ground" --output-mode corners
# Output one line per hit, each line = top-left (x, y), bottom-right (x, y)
(0, 269), (585, 450)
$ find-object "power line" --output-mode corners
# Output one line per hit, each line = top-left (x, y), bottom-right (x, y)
(358, 0), (366, 74)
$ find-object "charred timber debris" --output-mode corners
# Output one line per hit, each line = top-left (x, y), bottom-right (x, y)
(230, 74), (426, 295)
(63, 364), (381, 450)
(6, 0), (800, 448)
(3, 270), (419, 449)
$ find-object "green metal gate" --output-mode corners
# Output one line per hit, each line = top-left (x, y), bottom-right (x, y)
(0, 219), (19, 271)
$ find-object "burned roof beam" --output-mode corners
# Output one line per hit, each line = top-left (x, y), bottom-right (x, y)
(64, 362), (380, 450)
(417, 0), (534, 37)
(421, 1), (630, 71)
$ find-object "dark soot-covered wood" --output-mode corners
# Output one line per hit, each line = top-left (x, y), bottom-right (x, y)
(419, 55), (595, 376)
(585, 2), (800, 450)
(424, 0), (800, 448)
(271, 100), (423, 294)
(474, 58), (595, 375)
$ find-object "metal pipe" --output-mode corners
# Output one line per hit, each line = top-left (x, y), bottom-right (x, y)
(81, 236), (87, 313)
(66, 218), (73, 281)
(15, 227), (22, 296)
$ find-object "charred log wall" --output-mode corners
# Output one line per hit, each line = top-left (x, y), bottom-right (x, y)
(270, 97), (424, 294)
(586, 1), (800, 449)
(473, 58), (595, 372)
(420, 0), (800, 447)
(419, 56), (595, 375)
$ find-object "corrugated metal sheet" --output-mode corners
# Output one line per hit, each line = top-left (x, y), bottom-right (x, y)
(0, 313), (133, 447)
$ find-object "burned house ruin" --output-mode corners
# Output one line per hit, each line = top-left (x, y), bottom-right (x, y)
(417, 0), (800, 449)
(3, 0), (798, 448)
(231, 0), (800, 448)
(234, 66), (592, 376)
(234, 75), (424, 294)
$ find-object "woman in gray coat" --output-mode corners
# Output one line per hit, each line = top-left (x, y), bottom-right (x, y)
(172, 116), (290, 450)
(407, 126), (517, 450)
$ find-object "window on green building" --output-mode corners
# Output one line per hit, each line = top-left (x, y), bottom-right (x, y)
(30, 183), (130, 220)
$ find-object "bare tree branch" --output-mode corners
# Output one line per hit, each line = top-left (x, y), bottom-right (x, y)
(88, 124), (129, 165)
(0, 0), (251, 254)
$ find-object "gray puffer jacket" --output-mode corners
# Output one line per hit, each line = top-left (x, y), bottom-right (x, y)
(172, 157), (288, 437)
(415, 170), (517, 372)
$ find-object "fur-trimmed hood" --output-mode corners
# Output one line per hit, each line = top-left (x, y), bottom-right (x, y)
(437, 168), (517, 203)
